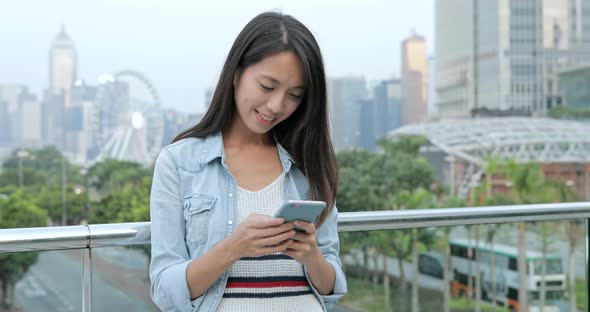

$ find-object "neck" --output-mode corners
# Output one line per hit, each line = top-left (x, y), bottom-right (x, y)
(222, 114), (273, 148)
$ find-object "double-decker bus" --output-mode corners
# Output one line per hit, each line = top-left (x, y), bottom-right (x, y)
(450, 239), (565, 311)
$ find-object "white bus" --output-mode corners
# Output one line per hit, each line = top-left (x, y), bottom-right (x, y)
(450, 239), (565, 312)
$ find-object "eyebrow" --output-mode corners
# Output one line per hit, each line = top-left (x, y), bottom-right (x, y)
(259, 74), (305, 90)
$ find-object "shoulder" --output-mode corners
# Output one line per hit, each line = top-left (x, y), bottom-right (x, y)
(157, 137), (208, 172)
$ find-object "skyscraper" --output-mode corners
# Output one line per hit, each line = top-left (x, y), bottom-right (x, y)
(374, 79), (403, 139)
(17, 90), (42, 147)
(49, 24), (77, 108)
(435, 0), (590, 117)
(359, 98), (375, 151)
(401, 32), (428, 124)
(0, 84), (27, 145)
(328, 77), (367, 149)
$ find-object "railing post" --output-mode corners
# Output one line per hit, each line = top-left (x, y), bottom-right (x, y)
(586, 218), (589, 312)
(82, 248), (92, 312)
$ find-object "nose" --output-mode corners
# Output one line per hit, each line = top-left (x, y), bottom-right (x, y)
(266, 93), (286, 115)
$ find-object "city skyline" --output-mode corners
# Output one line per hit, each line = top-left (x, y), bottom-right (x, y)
(0, 0), (434, 114)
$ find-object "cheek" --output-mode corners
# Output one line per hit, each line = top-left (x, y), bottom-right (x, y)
(235, 92), (252, 112)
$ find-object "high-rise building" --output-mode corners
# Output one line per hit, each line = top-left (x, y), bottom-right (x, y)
(401, 32), (428, 124)
(359, 99), (375, 151)
(374, 79), (403, 139)
(559, 64), (590, 108)
(427, 55), (437, 118)
(0, 99), (11, 144)
(49, 24), (77, 108)
(41, 91), (66, 148)
(17, 90), (42, 147)
(435, 0), (590, 117)
(0, 84), (26, 145)
(328, 77), (367, 149)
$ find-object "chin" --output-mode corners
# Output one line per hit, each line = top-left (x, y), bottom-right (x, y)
(248, 124), (273, 134)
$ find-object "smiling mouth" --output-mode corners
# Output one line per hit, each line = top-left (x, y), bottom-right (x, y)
(255, 109), (277, 123)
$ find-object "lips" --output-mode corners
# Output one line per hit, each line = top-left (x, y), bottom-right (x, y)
(255, 109), (277, 125)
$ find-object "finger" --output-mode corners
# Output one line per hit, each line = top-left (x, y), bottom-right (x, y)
(259, 230), (296, 247)
(284, 240), (306, 251)
(294, 221), (316, 234)
(291, 231), (314, 242)
(256, 222), (295, 238)
(251, 215), (285, 229)
(258, 238), (293, 255)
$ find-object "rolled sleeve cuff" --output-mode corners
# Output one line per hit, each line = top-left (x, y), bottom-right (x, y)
(320, 258), (347, 309)
(155, 260), (195, 312)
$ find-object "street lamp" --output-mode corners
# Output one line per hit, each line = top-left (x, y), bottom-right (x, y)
(17, 149), (30, 188)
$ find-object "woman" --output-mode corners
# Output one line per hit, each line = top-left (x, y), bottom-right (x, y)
(149, 11), (346, 312)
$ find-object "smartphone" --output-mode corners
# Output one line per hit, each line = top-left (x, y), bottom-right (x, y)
(274, 200), (327, 232)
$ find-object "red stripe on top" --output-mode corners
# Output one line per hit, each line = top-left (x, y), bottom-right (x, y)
(226, 281), (308, 288)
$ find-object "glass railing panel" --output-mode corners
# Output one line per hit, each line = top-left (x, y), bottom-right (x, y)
(339, 220), (586, 312)
(10, 250), (83, 312)
(90, 244), (158, 311)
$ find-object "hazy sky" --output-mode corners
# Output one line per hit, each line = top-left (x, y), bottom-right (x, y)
(0, 0), (434, 113)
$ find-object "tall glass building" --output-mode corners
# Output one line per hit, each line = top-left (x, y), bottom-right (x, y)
(435, 0), (590, 117)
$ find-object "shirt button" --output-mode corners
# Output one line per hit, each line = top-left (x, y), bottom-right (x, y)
(228, 193), (233, 198)
(228, 220), (233, 225)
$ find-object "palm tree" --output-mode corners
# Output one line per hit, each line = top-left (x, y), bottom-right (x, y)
(504, 160), (545, 311)
(502, 161), (575, 311)
(395, 189), (436, 312)
(564, 220), (584, 312)
(439, 196), (467, 312)
(480, 158), (511, 311)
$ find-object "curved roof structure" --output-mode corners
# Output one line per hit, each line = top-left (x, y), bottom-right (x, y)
(388, 117), (590, 197)
(388, 117), (590, 166)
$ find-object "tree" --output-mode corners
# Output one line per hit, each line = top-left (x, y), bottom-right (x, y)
(501, 161), (576, 311)
(88, 160), (151, 197)
(0, 191), (47, 309)
(438, 196), (468, 312)
(394, 188), (436, 312)
(336, 149), (382, 282)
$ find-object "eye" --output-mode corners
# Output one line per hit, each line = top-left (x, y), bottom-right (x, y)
(289, 93), (303, 101)
(259, 83), (274, 92)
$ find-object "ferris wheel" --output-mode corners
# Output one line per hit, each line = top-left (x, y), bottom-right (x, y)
(91, 70), (164, 165)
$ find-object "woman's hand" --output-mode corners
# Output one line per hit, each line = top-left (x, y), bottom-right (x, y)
(228, 214), (296, 259)
(282, 221), (322, 266)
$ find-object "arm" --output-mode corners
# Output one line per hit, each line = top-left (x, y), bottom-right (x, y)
(149, 149), (195, 311)
(283, 206), (348, 308)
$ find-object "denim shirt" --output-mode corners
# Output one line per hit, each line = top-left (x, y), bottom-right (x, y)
(149, 132), (347, 312)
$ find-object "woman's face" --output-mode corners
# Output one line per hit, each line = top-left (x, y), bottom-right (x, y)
(233, 51), (305, 135)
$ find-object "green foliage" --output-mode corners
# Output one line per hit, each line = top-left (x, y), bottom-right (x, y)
(0, 191), (48, 306)
(449, 296), (511, 312)
(1, 146), (153, 226)
(92, 175), (152, 224)
(1, 146), (84, 186)
(547, 106), (590, 120)
(89, 160), (152, 196)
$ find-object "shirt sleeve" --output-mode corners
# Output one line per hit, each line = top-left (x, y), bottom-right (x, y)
(312, 204), (348, 310)
(149, 149), (196, 312)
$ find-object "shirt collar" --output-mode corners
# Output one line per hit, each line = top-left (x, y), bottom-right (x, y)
(200, 132), (295, 172)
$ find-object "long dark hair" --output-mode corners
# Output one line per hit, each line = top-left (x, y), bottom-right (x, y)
(173, 12), (337, 225)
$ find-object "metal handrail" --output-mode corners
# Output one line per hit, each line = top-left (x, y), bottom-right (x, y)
(1, 202), (589, 253)
(1, 202), (589, 312)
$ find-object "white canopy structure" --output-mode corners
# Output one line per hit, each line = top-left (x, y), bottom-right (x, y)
(388, 117), (590, 197)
